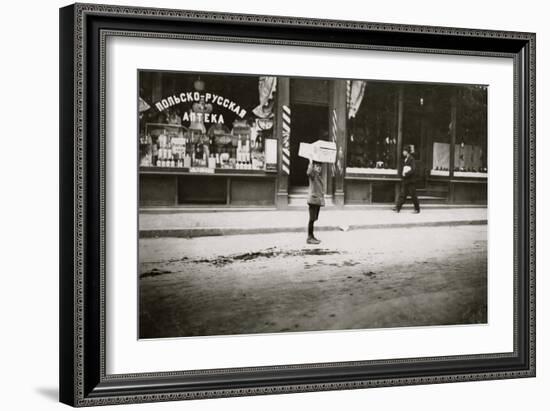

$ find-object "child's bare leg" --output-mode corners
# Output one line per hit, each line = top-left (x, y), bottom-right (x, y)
(307, 205), (321, 244)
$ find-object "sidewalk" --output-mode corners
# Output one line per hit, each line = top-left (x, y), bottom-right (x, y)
(139, 207), (487, 238)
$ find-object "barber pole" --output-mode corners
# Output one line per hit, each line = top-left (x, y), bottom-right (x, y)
(346, 80), (351, 107)
(281, 105), (291, 175)
(331, 108), (338, 176)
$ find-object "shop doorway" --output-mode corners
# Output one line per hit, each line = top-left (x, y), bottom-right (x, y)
(289, 103), (329, 187)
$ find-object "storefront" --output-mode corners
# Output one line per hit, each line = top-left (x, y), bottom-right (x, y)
(344, 81), (488, 205)
(138, 71), (487, 208)
(139, 71), (279, 207)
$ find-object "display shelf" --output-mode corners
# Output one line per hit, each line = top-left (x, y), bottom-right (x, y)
(139, 166), (277, 178)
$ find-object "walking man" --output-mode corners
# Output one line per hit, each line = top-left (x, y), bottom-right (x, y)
(393, 145), (420, 213)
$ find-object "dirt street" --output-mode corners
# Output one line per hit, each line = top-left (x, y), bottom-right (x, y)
(139, 225), (487, 338)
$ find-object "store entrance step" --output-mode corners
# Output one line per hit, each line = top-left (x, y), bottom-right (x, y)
(289, 186), (308, 195)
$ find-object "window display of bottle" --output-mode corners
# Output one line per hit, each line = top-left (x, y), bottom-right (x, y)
(194, 143), (204, 167)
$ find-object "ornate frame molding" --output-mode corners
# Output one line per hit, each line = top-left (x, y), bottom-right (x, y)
(60, 3), (535, 407)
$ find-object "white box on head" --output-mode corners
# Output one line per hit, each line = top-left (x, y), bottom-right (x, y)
(298, 140), (337, 163)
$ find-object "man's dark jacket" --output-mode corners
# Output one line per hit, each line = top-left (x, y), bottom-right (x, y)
(402, 155), (416, 180)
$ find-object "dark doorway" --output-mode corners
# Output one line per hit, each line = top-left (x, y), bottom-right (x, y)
(289, 104), (329, 187)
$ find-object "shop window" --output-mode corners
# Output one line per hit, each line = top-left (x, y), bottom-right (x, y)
(346, 82), (399, 175)
(138, 73), (277, 172)
(455, 85), (488, 177)
(401, 85), (424, 165)
(429, 85), (488, 178)
(140, 119), (274, 170)
(425, 86), (453, 176)
(346, 81), (487, 180)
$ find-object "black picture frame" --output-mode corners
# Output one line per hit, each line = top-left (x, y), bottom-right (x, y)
(59, 3), (536, 407)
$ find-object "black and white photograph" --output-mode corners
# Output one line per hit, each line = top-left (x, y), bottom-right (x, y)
(138, 70), (488, 339)
(1, 0), (544, 408)
(51, 1), (537, 408)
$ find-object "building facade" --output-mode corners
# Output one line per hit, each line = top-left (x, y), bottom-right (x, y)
(139, 71), (487, 208)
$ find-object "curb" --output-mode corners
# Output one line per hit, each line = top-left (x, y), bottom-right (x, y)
(139, 219), (487, 239)
(139, 204), (487, 214)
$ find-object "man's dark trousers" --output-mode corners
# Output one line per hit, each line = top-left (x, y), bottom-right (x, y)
(396, 180), (420, 211)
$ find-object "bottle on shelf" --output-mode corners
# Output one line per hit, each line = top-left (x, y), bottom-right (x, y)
(208, 154), (216, 169)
